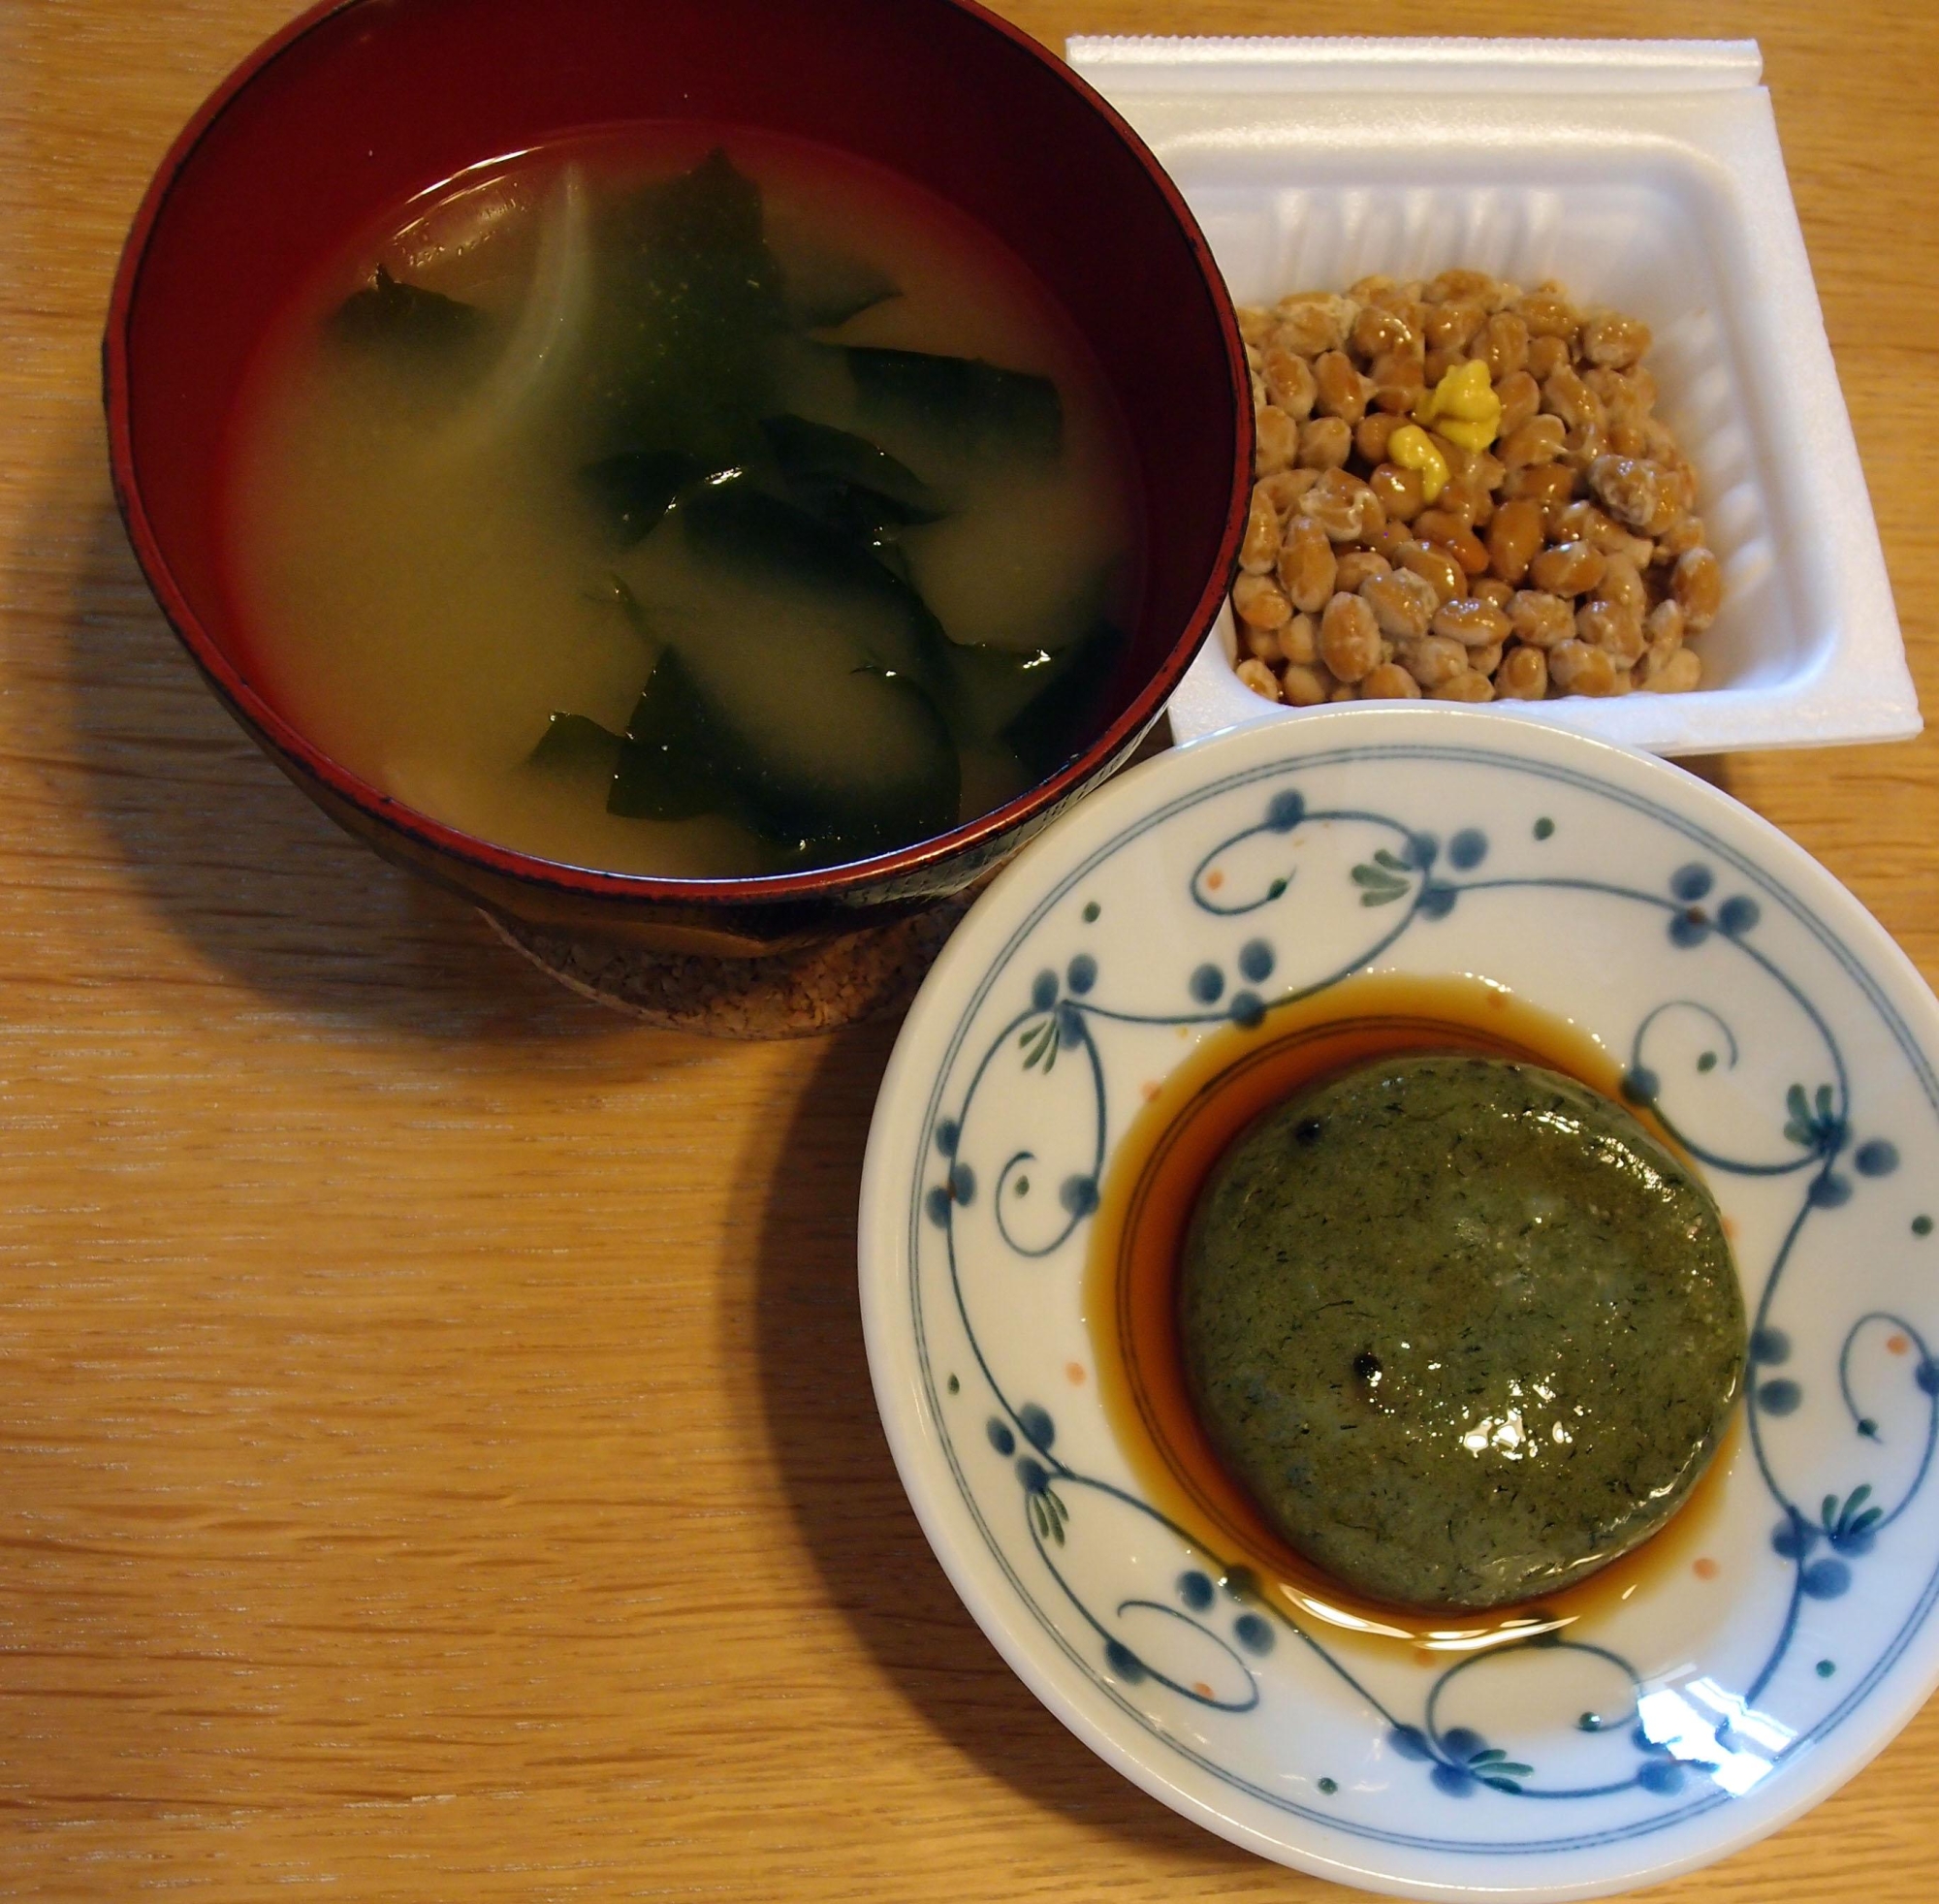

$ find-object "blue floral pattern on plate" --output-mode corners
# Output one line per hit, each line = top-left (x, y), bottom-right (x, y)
(860, 709), (1939, 1900)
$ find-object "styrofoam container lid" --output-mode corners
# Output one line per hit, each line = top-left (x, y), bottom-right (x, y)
(1066, 36), (1922, 758)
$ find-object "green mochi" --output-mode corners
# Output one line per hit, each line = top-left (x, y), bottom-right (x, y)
(1179, 1055), (1746, 1611)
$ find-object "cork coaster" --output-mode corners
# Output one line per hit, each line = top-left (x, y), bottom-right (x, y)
(483, 893), (976, 1038)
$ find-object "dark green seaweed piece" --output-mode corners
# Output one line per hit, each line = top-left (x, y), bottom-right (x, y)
(579, 450), (714, 547)
(845, 346), (1063, 462)
(680, 475), (895, 592)
(331, 265), (484, 359)
(780, 251), (899, 331)
(860, 533), (914, 588)
(757, 413), (941, 574)
(996, 620), (1123, 778)
(607, 651), (730, 821)
(605, 644), (959, 863)
(529, 711), (624, 780)
(759, 414), (941, 526)
(937, 621), (1122, 771)
(769, 667), (961, 863)
(628, 145), (765, 252)
(676, 475), (949, 682)
(584, 149), (786, 462)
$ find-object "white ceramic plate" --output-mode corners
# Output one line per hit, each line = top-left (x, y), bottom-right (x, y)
(859, 707), (1939, 1899)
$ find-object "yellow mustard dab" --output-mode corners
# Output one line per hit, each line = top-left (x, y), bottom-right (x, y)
(1414, 359), (1504, 453)
(1385, 424), (1450, 503)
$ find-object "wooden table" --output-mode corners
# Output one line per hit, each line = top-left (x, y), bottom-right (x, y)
(2, 1), (1934, 1896)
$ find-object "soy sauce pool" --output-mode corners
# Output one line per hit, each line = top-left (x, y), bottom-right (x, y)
(1082, 972), (1741, 1657)
(221, 128), (1141, 877)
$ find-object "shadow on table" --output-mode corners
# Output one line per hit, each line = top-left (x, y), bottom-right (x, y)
(23, 444), (639, 1050)
(749, 1022), (1256, 1865)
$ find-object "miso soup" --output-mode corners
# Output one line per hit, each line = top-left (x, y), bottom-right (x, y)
(221, 129), (1142, 876)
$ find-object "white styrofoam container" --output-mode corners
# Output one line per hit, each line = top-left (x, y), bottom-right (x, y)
(1065, 36), (1921, 757)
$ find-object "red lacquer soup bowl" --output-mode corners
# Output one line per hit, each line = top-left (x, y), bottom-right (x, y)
(106, 0), (1250, 955)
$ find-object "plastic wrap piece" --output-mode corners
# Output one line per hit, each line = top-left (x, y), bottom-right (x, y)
(1067, 35), (1920, 757)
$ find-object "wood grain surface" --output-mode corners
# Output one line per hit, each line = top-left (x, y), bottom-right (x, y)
(2, 1), (1935, 1897)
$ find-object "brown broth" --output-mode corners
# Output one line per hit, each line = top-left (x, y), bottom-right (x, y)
(1082, 970), (1736, 1661)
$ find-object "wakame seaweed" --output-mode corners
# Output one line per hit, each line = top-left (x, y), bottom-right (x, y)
(996, 621), (1123, 779)
(741, 415), (940, 585)
(332, 266), (485, 359)
(584, 149), (787, 463)
(607, 651), (733, 821)
(627, 146), (766, 253)
(530, 711), (624, 781)
(579, 449), (714, 547)
(844, 346), (1062, 461)
(676, 476), (951, 682)
(760, 414), (941, 529)
(601, 646), (959, 863)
